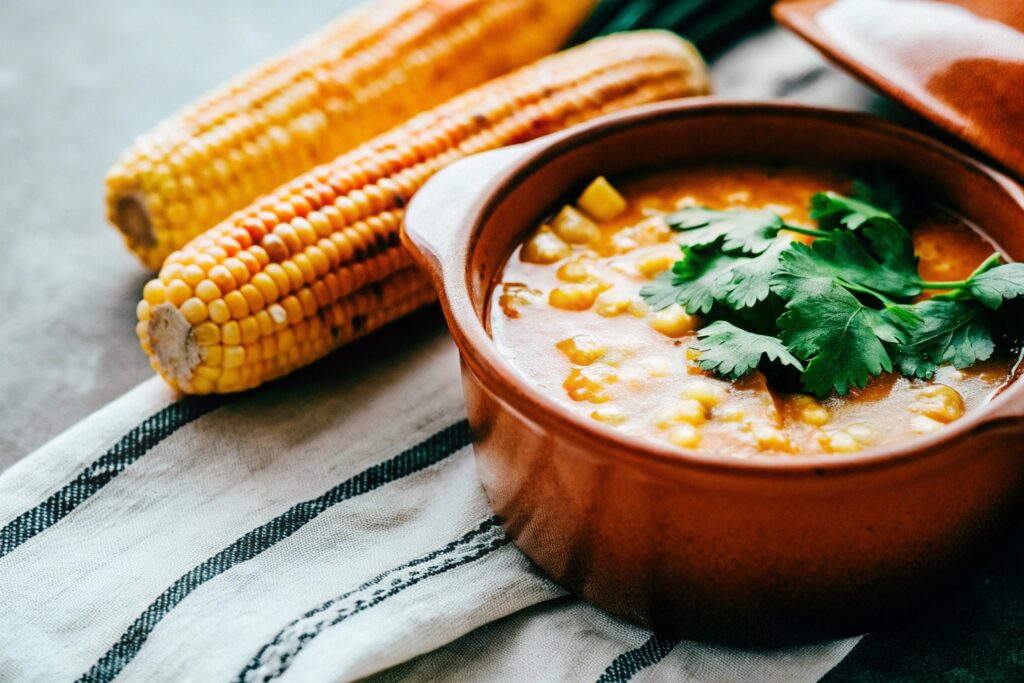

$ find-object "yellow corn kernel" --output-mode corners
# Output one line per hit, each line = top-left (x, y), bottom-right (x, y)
(223, 346), (245, 369)
(556, 334), (606, 366)
(194, 364), (221, 381)
(792, 395), (830, 426)
(498, 283), (541, 319)
(633, 216), (672, 244)
(221, 320), (241, 346)
(655, 399), (706, 429)
(753, 424), (793, 453)
(208, 299), (231, 324)
(180, 298), (208, 325)
(193, 322), (221, 346)
(239, 316), (261, 345)
(142, 280), (167, 305)
(629, 299), (649, 318)
(635, 249), (678, 278)
(846, 423), (876, 445)
(591, 406), (627, 425)
(556, 259), (594, 283)
(911, 384), (965, 423)
(667, 423), (701, 449)
(135, 32), (712, 393)
(819, 430), (861, 454)
(594, 290), (633, 317)
(521, 225), (571, 264)
(609, 227), (638, 253)
(716, 405), (744, 422)
(194, 279), (222, 303)
(681, 380), (726, 410)
(564, 366), (618, 403)
(577, 176), (627, 221)
(136, 300), (151, 322)
(224, 290), (250, 319)
(549, 282), (607, 311)
(650, 304), (696, 337)
(190, 374), (215, 395)
(165, 280), (192, 307)
(552, 205), (599, 245)
(911, 415), (944, 434)
(202, 345), (223, 366)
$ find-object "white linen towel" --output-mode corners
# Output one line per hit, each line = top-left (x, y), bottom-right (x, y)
(0, 314), (858, 682)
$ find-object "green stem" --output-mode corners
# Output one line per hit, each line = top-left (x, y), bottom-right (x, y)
(918, 280), (968, 290)
(780, 225), (830, 238)
(840, 279), (895, 304)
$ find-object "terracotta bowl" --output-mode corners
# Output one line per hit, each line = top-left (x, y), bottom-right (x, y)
(402, 100), (1024, 644)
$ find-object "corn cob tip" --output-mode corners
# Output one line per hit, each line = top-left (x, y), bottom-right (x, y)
(114, 193), (156, 249)
(147, 303), (200, 384)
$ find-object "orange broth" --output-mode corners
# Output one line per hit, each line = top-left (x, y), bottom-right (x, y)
(488, 165), (1017, 457)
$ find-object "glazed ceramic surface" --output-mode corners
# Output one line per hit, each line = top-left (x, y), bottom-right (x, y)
(775, 0), (1024, 181)
(402, 101), (1024, 643)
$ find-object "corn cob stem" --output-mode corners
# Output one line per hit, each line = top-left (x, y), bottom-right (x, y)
(137, 31), (711, 394)
(106, 0), (597, 269)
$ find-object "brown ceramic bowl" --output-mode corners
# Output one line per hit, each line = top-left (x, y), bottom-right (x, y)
(402, 100), (1024, 644)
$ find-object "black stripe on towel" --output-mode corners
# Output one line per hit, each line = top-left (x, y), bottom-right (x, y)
(0, 395), (224, 559)
(596, 634), (680, 683)
(237, 516), (508, 682)
(76, 419), (473, 683)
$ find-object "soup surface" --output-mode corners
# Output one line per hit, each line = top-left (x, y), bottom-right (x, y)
(489, 166), (1017, 457)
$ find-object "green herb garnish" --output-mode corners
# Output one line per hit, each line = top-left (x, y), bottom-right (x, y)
(640, 183), (1024, 397)
(694, 320), (804, 379)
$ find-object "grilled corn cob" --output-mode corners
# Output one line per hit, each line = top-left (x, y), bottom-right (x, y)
(106, 0), (597, 269)
(138, 31), (711, 394)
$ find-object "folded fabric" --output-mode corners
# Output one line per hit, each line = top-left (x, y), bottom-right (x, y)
(0, 314), (858, 682)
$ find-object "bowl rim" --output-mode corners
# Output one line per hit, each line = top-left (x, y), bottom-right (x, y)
(424, 99), (1024, 478)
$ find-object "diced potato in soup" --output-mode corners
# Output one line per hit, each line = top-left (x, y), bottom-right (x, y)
(488, 166), (1019, 458)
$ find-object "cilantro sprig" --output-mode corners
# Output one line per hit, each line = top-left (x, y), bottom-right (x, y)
(640, 183), (1024, 397)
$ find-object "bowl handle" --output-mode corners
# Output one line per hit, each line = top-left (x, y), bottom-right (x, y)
(402, 142), (538, 285)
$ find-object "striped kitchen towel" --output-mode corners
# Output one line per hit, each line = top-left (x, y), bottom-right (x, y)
(0, 313), (858, 682)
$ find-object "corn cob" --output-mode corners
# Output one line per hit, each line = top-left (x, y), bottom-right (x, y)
(106, 0), (597, 269)
(137, 31), (711, 394)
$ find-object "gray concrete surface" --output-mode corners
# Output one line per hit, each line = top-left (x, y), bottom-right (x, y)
(0, 1), (898, 468)
(0, 1), (360, 465)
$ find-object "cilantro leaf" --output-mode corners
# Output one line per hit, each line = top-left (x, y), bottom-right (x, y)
(862, 221), (919, 283)
(851, 177), (903, 217)
(772, 229), (921, 299)
(966, 262), (1024, 309)
(693, 320), (804, 380)
(666, 207), (782, 255)
(720, 240), (787, 310)
(777, 279), (907, 396)
(891, 300), (995, 379)
(810, 190), (899, 231)
(640, 247), (740, 314)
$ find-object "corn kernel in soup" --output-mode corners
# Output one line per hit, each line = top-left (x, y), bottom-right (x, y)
(488, 166), (1016, 458)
